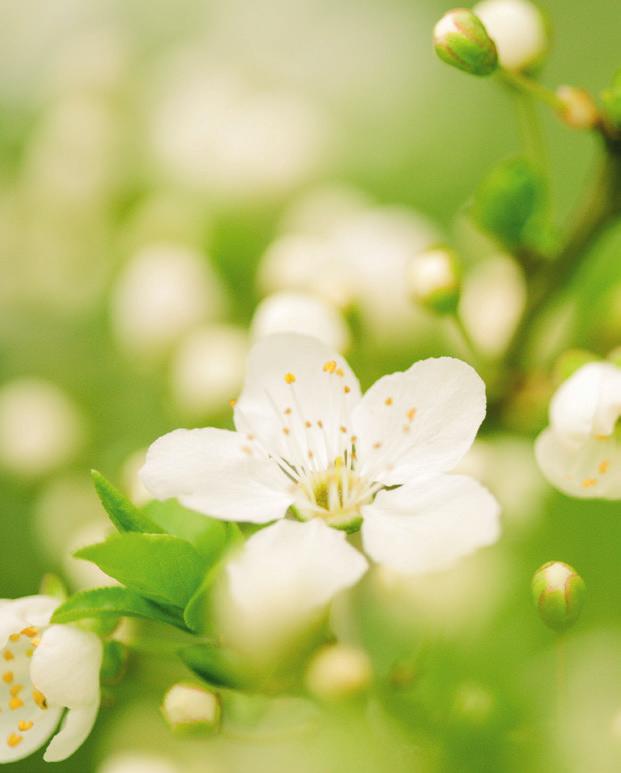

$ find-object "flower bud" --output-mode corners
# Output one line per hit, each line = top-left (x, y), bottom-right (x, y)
(305, 644), (372, 701)
(433, 9), (498, 77)
(602, 69), (621, 131)
(473, 0), (548, 72)
(556, 86), (600, 130)
(161, 682), (220, 734)
(532, 561), (585, 632)
(407, 247), (461, 315)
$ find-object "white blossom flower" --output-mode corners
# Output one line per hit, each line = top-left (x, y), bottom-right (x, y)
(251, 291), (350, 352)
(142, 333), (500, 582)
(0, 595), (102, 763)
(535, 362), (621, 499)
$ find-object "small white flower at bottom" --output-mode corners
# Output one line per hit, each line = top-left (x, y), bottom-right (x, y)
(0, 595), (102, 764)
(535, 362), (621, 499)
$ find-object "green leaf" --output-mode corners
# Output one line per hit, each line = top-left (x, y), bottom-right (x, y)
(100, 640), (129, 685)
(91, 470), (163, 534)
(142, 499), (239, 562)
(180, 643), (249, 689)
(39, 573), (68, 602)
(471, 157), (548, 252)
(184, 561), (224, 633)
(51, 586), (186, 629)
(75, 534), (206, 608)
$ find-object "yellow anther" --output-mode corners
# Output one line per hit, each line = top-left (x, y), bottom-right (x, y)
(33, 690), (47, 710)
(241, 445), (253, 455)
(21, 627), (38, 639)
(403, 424), (410, 433)
(599, 460), (610, 474)
(323, 360), (337, 373)
(594, 434), (609, 441)
(9, 697), (23, 710)
(8, 635), (19, 643)
(581, 478), (597, 488)
(6, 733), (22, 748)
(305, 420), (312, 428)
(339, 425), (347, 433)
(351, 435), (357, 444)
(2, 672), (13, 684)
(385, 397), (393, 406)
(334, 457), (344, 468)
(344, 385), (351, 394)
(406, 407), (416, 421)
(2, 651), (13, 662)
(317, 420), (324, 429)
(284, 407), (292, 415)
(246, 433), (255, 440)
(308, 450), (314, 459)
(335, 368), (344, 377)
(9, 685), (22, 697)
(17, 721), (33, 732)
(25, 650), (33, 659)
(30, 638), (40, 648)
(373, 442), (382, 449)
(282, 427), (290, 435)
(228, 398), (237, 408)
(284, 372), (296, 384)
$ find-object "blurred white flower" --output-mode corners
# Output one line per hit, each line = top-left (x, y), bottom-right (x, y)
(258, 194), (440, 340)
(474, 0), (547, 72)
(0, 595), (101, 764)
(150, 60), (329, 199)
(0, 379), (84, 477)
(460, 254), (526, 357)
(142, 333), (500, 574)
(63, 522), (116, 591)
(170, 325), (249, 417)
(111, 242), (226, 357)
(98, 753), (181, 773)
(220, 519), (367, 654)
(251, 292), (350, 352)
(305, 643), (372, 701)
(535, 362), (621, 499)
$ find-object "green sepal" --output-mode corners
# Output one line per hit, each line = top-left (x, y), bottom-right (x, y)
(91, 469), (163, 534)
(100, 640), (129, 685)
(184, 561), (225, 634)
(75, 534), (206, 608)
(51, 586), (187, 630)
(179, 643), (251, 690)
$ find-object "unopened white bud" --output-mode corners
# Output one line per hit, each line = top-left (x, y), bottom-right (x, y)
(407, 247), (460, 314)
(305, 644), (372, 701)
(474, 0), (548, 72)
(161, 682), (220, 734)
(556, 86), (599, 130)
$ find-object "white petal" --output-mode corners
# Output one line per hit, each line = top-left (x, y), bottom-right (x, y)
(234, 333), (361, 470)
(31, 625), (102, 708)
(0, 596), (58, 649)
(0, 703), (62, 764)
(550, 362), (621, 442)
(140, 427), (293, 523)
(361, 475), (500, 574)
(535, 428), (621, 499)
(43, 702), (99, 762)
(226, 520), (367, 637)
(354, 358), (486, 485)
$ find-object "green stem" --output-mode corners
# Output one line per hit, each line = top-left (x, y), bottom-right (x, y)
(500, 69), (562, 111)
(451, 313), (492, 380)
(508, 143), (621, 366)
(514, 89), (548, 172)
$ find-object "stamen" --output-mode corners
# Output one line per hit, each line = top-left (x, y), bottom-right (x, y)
(406, 407), (416, 421)
(8, 635), (19, 643)
(21, 627), (38, 638)
(6, 733), (22, 748)
(344, 386), (351, 394)
(323, 360), (337, 373)
(9, 697), (23, 710)
(17, 721), (33, 732)
(9, 685), (22, 697)
(599, 460), (610, 474)
(2, 651), (13, 661)
(385, 397), (393, 406)
(581, 478), (597, 488)
(284, 372), (296, 384)
(2, 672), (13, 684)
(228, 398), (237, 408)
(33, 690), (47, 710)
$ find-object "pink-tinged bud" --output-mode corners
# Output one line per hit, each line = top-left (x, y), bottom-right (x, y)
(556, 86), (600, 130)
(532, 561), (585, 632)
(433, 9), (498, 77)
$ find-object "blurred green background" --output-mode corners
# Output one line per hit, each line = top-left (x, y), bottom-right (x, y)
(1, 0), (621, 770)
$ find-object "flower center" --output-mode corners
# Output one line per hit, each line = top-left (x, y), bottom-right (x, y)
(2, 626), (48, 750)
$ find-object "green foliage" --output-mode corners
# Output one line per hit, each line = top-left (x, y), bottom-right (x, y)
(91, 469), (163, 534)
(143, 499), (241, 563)
(183, 562), (224, 633)
(180, 643), (250, 689)
(51, 586), (186, 629)
(100, 640), (129, 685)
(75, 534), (206, 608)
(471, 157), (549, 253)
(602, 68), (621, 129)
(39, 573), (68, 602)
